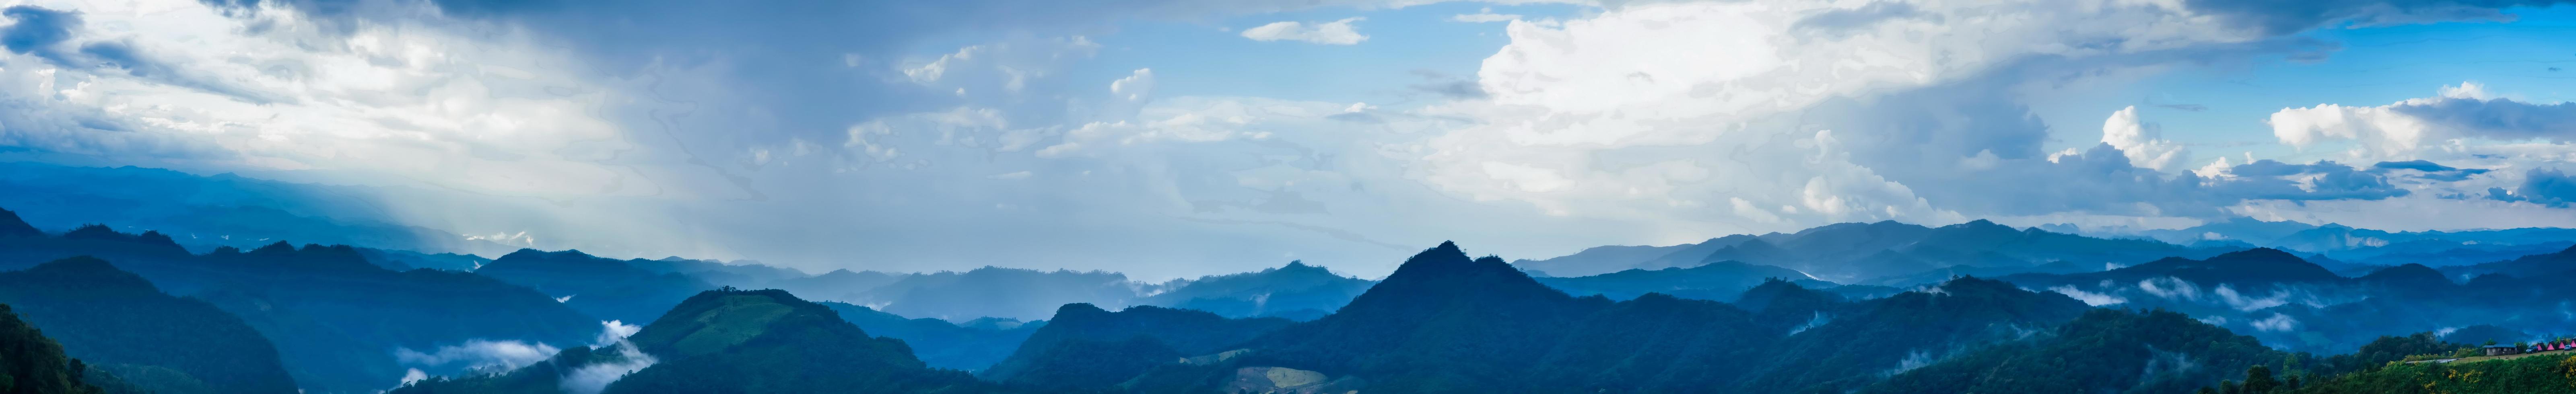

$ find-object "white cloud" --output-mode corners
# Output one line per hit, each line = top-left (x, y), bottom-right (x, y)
(2101, 106), (2187, 171)
(399, 369), (429, 386)
(2138, 277), (2201, 300)
(1111, 68), (1156, 101)
(0, 0), (642, 198)
(1399, 0), (2279, 232)
(2270, 82), (2576, 160)
(2048, 285), (2128, 306)
(2213, 284), (2294, 311)
(394, 339), (561, 371)
(1240, 17), (1369, 45)
(903, 45), (983, 83)
(562, 321), (657, 394)
(2250, 313), (2300, 332)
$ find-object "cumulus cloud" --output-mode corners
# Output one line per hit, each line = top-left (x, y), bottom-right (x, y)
(2101, 107), (2187, 171)
(1241, 17), (1368, 45)
(1111, 68), (1156, 101)
(2489, 168), (2576, 207)
(2271, 82), (2576, 159)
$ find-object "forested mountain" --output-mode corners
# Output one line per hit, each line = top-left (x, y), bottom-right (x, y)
(821, 302), (1043, 372)
(0, 304), (109, 394)
(1865, 309), (2293, 394)
(476, 249), (717, 324)
(765, 269), (907, 302)
(1137, 261), (1372, 320)
(1515, 220), (2235, 285)
(0, 214), (597, 394)
(985, 242), (2099, 393)
(626, 257), (807, 289)
(2119, 216), (2576, 260)
(1991, 247), (2576, 355)
(0, 257), (297, 394)
(1509, 242), (1700, 277)
(981, 304), (1292, 390)
(400, 288), (1008, 394)
(1535, 260), (1837, 302)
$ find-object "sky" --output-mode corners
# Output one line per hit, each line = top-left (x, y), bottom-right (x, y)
(3, 0), (2576, 279)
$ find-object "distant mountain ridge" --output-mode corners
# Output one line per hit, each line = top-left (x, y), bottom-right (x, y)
(1514, 219), (2235, 285)
(0, 213), (597, 394)
(995, 241), (2098, 393)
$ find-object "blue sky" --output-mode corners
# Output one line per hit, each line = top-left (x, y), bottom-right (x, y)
(5, 0), (2576, 279)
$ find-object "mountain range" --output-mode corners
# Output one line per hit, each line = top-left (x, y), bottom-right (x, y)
(1513, 220), (2234, 285)
(14, 198), (2576, 393)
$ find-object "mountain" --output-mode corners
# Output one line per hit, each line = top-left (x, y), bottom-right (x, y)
(1863, 309), (2291, 394)
(2003, 248), (2341, 289)
(2441, 244), (2576, 279)
(0, 221), (598, 394)
(0, 207), (41, 238)
(1209, 242), (1608, 392)
(626, 257), (807, 289)
(855, 267), (1141, 321)
(764, 269), (905, 303)
(1727, 276), (2092, 393)
(1001, 242), (2097, 393)
(2120, 215), (2576, 259)
(1509, 242), (1698, 277)
(1138, 261), (1373, 320)
(1865, 259), (2098, 287)
(1535, 260), (1836, 302)
(398, 289), (1006, 394)
(2328, 240), (2576, 268)
(821, 302), (1043, 372)
(2354, 264), (2455, 293)
(981, 304), (1293, 390)
(1694, 238), (1801, 269)
(355, 248), (489, 271)
(600, 289), (1002, 393)
(476, 249), (716, 324)
(0, 258), (297, 394)
(1515, 220), (2232, 285)
(0, 304), (111, 394)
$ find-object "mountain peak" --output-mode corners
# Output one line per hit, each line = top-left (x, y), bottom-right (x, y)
(13, 257), (159, 293)
(0, 207), (40, 238)
(1333, 242), (1574, 318)
(2358, 263), (2453, 287)
(2214, 247), (2300, 261)
(252, 241), (298, 254)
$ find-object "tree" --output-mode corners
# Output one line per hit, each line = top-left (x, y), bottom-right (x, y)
(2242, 365), (2277, 393)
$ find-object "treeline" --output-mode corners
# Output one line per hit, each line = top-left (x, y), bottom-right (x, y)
(2189, 332), (2576, 394)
